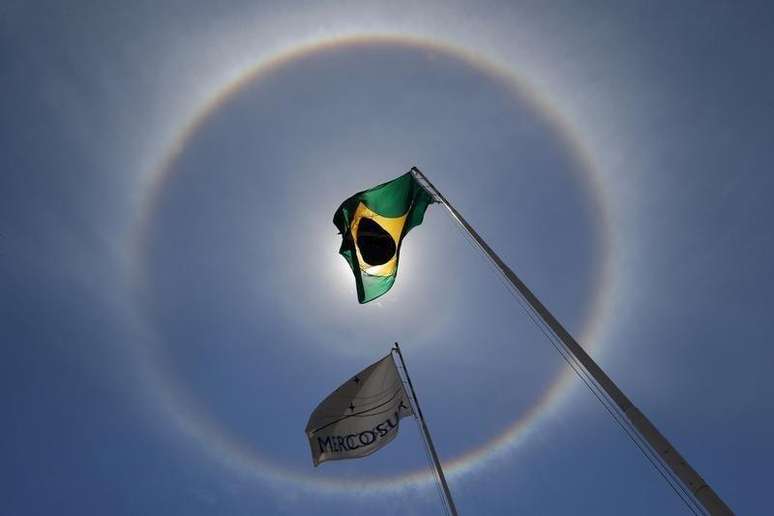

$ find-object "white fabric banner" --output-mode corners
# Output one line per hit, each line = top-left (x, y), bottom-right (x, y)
(305, 354), (413, 466)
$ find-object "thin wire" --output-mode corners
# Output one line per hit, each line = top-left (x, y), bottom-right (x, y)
(422, 179), (704, 515)
(444, 208), (703, 516)
(405, 365), (452, 516)
(517, 301), (703, 515)
(395, 355), (452, 516)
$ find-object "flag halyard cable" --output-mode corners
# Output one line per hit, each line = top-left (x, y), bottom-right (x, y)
(393, 343), (459, 516)
(410, 166), (732, 516)
(426, 176), (705, 515)
(393, 352), (452, 516)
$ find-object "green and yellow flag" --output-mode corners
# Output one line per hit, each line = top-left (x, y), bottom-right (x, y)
(334, 172), (434, 303)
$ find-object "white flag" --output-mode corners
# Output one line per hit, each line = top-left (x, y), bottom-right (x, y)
(305, 354), (413, 466)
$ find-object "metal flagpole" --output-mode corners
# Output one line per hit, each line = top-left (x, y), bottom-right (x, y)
(410, 167), (733, 516)
(393, 342), (459, 516)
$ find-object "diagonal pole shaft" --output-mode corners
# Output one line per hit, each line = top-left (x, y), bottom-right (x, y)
(393, 342), (459, 516)
(410, 166), (732, 516)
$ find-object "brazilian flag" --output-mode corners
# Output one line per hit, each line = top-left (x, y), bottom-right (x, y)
(334, 172), (434, 304)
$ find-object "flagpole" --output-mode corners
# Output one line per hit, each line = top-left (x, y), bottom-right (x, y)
(410, 167), (732, 516)
(393, 342), (459, 516)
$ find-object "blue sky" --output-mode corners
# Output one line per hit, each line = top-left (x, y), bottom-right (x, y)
(2, 2), (773, 514)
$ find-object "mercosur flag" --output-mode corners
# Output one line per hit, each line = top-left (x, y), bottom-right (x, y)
(333, 172), (434, 303)
(305, 354), (414, 466)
